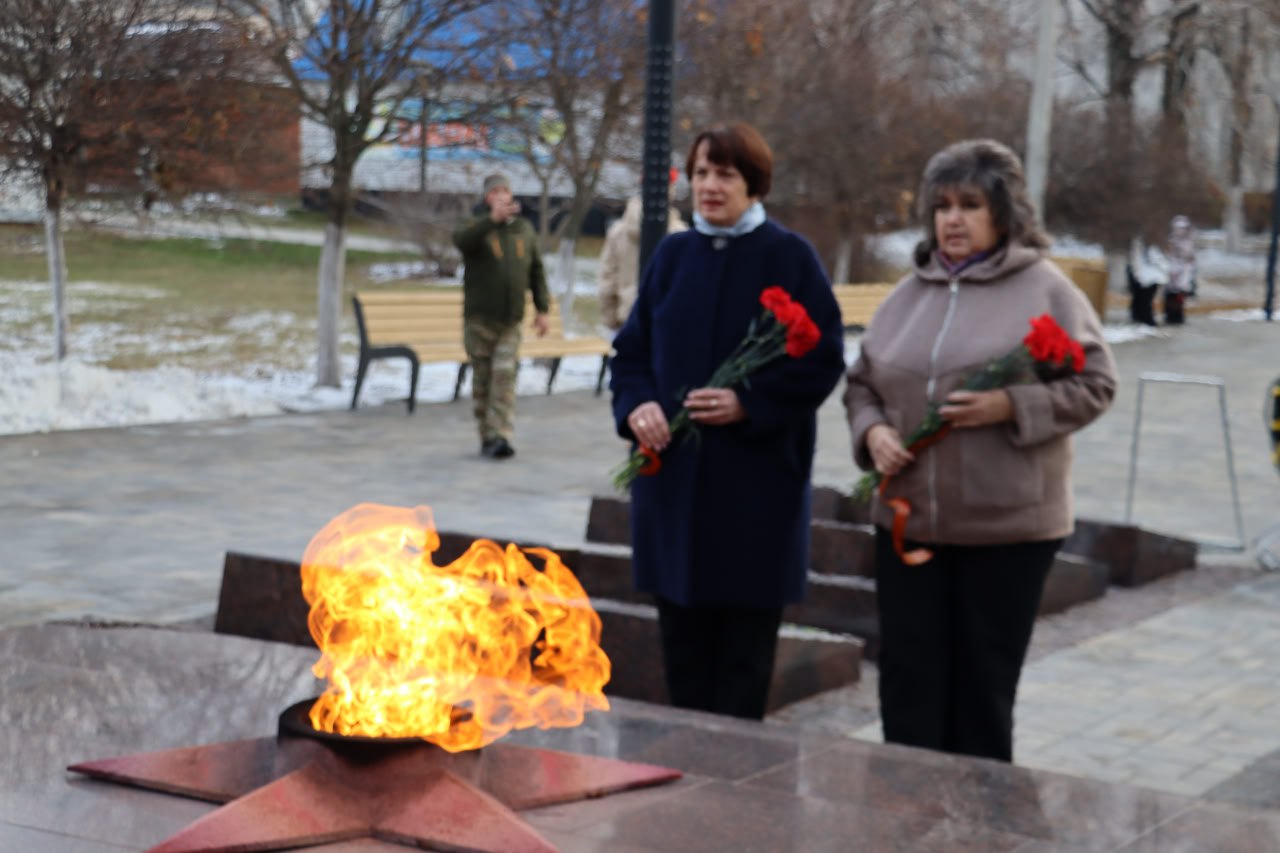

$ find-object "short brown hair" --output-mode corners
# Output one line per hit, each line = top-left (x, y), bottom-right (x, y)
(685, 122), (773, 199)
(914, 139), (1050, 265)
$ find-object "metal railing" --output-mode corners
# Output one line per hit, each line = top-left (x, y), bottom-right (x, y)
(1124, 372), (1246, 552)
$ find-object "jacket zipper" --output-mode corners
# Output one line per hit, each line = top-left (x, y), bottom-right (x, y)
(925, 278), (960, 542)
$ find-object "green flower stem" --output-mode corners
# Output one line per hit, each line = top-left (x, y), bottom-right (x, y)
(613, 315), (790, 491)
(852, 346), (1035, 501)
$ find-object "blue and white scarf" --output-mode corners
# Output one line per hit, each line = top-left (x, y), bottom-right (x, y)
(693, 201), (766, 247)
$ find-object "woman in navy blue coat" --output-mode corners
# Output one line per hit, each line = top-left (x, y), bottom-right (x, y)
(609, 122), (846, 719)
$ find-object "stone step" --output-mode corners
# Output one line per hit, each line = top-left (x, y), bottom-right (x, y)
(213, 547), (863, 715)
(1063, 518), (1198, 586)
(586, 494), (878, 577)
(591, 493), (1199, 589)
(591, 599), (862, 714)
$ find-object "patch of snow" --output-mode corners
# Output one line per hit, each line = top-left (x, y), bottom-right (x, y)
(1197, 248), (1267, 278)
(366, 260), (440, 284)
(0, 353), (282, 435)
(1208, 308), (1271, 322)
(1102, 324), (1168, 344)
(865, 230), (920, 269)
(1046, 235), (1105, 260)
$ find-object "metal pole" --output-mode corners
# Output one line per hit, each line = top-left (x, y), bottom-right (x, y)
(1124, 377), (1145, 524)
(1024, 0), (1058, 222)
(1217, 384), (1247, 550)
(638, 0), (675, 276)
(1264, 111), (1279, 321)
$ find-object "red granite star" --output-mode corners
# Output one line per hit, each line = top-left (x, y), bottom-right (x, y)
(69, 736), (682, 852)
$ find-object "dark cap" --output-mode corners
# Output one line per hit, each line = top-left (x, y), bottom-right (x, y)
(482, 173), (510, 194)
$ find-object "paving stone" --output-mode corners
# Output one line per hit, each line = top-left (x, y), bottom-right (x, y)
(4, 315), (1280, 805)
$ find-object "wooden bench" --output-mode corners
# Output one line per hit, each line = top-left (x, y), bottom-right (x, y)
(832, 283), (896, 329)
(351, 290), (612, 413)
(834, 260), (1109, 327)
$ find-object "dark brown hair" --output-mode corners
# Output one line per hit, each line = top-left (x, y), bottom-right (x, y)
(914, 139), (1050, 265)
(685, 122), (773, 199)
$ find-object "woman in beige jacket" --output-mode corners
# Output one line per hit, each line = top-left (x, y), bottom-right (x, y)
(844, 139), (1117, 763)
(597, 183), (686, 331)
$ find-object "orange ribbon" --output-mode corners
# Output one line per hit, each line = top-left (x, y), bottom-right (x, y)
(637, 445), (662, 476)
(876, 424), (953, 566)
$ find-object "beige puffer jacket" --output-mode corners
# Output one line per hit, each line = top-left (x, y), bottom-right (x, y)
(843, 242), (1117, 545)
(597, 197), (686, 329)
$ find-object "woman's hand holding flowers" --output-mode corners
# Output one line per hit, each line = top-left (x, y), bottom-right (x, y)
(866, 423), (914, 477)
(685, 388), (745, 426)
(612, 285), (822, 492)
(628, 402), (671, 452)
(938, 389), (1013, 428)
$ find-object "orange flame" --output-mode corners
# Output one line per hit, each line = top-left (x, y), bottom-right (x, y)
(300, 503), (610, 752)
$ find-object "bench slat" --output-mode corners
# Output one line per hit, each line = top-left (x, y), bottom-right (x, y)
(832, 283), (895, 327)
(352, 289), (613, 413)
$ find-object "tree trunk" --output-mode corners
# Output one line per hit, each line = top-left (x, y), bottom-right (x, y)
(1160, 3), (1198, 132)
(44, 201), (69, 361)
(1224, 185), (1245, 253)
(1106, 250), (1128, 297)
(556, 237), (576, 321)
(832, 234), (853, 285)
(316, 221), (347, 387)
(538, 182), (554, 250)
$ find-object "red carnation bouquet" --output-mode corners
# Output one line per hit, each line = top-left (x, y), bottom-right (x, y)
(853, 313), (1086, 502)
(612, 286), (822, 491)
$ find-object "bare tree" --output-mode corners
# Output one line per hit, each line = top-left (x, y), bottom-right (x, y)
(488, 0), (647, 243)
(216, 0), (485, 388)
(0, 0), (252, 360)
(1160, 1), (1200, 131)
(1203, 2), (1258, 250)
(676, 0), (1030, 280)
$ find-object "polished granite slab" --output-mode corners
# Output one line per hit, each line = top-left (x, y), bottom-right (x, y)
(1, 623), (1276, 852)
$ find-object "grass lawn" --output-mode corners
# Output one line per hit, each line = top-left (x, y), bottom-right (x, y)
(0, 226), (435, 372)
(0, 224), (604, 374)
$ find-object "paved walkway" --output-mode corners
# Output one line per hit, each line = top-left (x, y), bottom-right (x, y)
(1, 312), (1278, 802)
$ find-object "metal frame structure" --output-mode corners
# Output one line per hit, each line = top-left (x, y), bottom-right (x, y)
(1257, 377), (1280, 569)
(1124, 371), (1246, 552)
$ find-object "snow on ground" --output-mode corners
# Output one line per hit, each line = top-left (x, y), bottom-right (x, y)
(1210, 308), (1272, 322)
(2, 230), (1271, 438)
(0, 345), (616, 437)
(0, 318), (1185, 437)
(1101, 324), (1169, 344)
(864, 229), (1108, 268)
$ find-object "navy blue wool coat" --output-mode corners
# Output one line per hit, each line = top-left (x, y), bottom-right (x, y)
(610, 220), (846, 608)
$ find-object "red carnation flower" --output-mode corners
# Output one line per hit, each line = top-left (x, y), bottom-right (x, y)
(1065, 339), (1086, 373)
(613, 284), (827, 491)
(785, 315), (822, 358)
(1023, 313), (1080, 369)
(760, 286), (794, 318)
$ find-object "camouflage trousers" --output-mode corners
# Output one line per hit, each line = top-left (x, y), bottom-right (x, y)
(464, 318), (523, 443)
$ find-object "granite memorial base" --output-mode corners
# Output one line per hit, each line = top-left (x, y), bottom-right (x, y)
(1064, 517), (1199, 587)
(591, 600), (862, 713)
(1038, 552), (1110, 616)
(215, 549), (863, 714)
(7, 623), (1276, 851)
(587, 496), (880, 579)
(583, 494), (1118, 659)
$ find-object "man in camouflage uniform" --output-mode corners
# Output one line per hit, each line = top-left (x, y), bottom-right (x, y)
(452, 173), (550, 459)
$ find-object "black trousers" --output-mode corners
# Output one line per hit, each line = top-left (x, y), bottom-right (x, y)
(1128, 267), (1159, 326)
(655, 597), (784, 720)
(874, 529), (1062, 762)
(1164, 291), (1187, 325)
